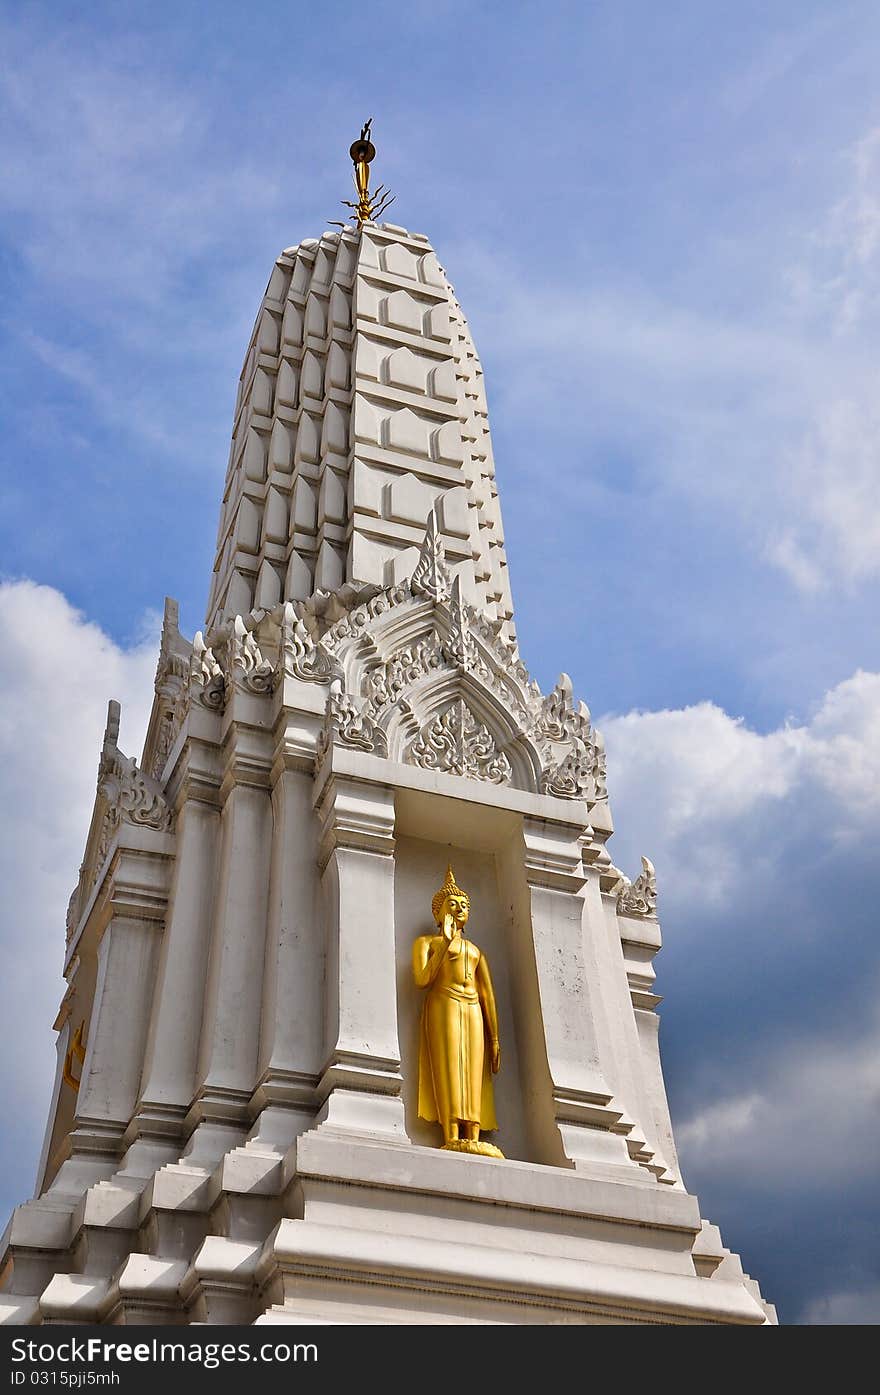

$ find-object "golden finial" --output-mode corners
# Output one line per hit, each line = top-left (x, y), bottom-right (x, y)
(431, 864), (470, 925)
(332, 118), (395, 228)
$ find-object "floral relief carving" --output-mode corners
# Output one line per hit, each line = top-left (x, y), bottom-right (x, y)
(442, 575), (478, 671)
(363, 635), (445, 713)
(409, 699), (512, 785)
(91, 734), (173, 889)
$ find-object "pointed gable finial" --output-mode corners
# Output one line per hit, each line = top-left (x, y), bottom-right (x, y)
(334, 118), (395, 228)
(411, 504), (451, 602)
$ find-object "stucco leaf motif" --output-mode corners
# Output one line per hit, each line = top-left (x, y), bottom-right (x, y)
(190, 632), (226, 710)
(279, 601), (333, 683)
(442, 575), (478, 671)
(410, 506), (451, 603)
(541, 727), (606, 802)
(92, 745), (173, 888)
(150, 710), (179, 780)
(409, 699), (512, 785)
(228, 615), (275, 694)
(614, 857), (658, 918)
(316, 681), (388, 767)
(363, 635), (445, 712)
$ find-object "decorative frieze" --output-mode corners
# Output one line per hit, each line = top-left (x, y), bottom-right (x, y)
(363, 634), (444, 713)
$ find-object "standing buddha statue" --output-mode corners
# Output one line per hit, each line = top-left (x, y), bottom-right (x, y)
(412, 865), (503, 1158)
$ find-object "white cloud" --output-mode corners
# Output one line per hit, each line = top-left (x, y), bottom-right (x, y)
(676, 1015), (880, 1189)
(801, 1284), (880, 1325)
(600, 668), (880, 903)
(0, 581), (156, 1198)
(600, 673), (880, 1321)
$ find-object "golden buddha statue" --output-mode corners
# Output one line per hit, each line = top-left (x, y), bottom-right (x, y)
(412, 865), (503, 1158)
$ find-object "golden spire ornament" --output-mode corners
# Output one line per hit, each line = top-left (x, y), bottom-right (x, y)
(333, 118), (395, 228)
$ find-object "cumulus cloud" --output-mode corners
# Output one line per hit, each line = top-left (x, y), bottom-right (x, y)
(676, 1016), (880, 1190)
(0, 581), (156, 1210)
(601, 673), (880, 1322)
(602, 668), (880, 903)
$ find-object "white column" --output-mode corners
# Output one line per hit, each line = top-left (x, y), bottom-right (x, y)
(313, 773), (405, 1138)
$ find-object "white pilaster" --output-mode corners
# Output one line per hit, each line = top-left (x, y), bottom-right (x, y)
(313, 772), (405, 1138)
(193, 748), (272, 1124)
(520, 817), (632, 1172)
(137, 797), (221, 1131)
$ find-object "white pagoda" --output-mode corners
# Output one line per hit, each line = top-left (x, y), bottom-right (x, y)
(0, 129), (775, 1325)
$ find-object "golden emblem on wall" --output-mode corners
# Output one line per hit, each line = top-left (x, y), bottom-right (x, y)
(62, 1020), (87, 1093)
(412, 866), (503, 1158)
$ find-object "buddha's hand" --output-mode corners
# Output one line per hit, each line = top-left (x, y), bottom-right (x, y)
(491, 1040), (501, 1073)
(442, 912), (455, 941)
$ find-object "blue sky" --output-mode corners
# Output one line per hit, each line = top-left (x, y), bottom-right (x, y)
(1, 0), (879, 1323)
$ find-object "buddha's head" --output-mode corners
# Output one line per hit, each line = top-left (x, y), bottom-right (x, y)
(432, 864), (470, 930)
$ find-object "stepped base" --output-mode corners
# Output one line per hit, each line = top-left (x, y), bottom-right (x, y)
(0, 1123), (775, 1326)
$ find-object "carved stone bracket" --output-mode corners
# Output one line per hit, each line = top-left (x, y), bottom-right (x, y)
(409, 699), (512, 784)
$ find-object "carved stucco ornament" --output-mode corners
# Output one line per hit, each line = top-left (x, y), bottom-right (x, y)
(278, 601), (334, 683)
(410, 506), (451, 603)
(149, 598), (192, 778)
(316, 680), (388, 767)
(442, 575), (478, 671)
(409, 699), (512, 785)
(614, 857), (658, 918)
(190, 632), (226, 710)
(228, 615), (275, 694)
(363, 634), (444, 714)
(91, 703), (174, 888)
